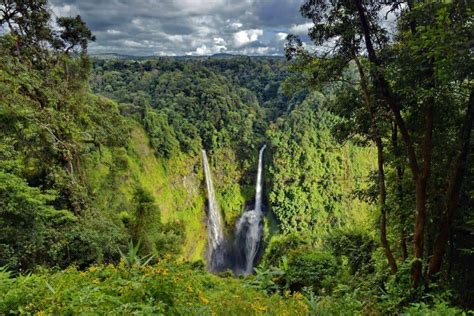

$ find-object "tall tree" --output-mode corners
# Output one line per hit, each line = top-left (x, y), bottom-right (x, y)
(287, 0), (474, 286)
(55, 15), (95, 54)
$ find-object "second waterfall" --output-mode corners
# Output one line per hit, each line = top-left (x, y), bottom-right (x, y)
(202, 145), (267, 274)
(234, 144), (267, 275)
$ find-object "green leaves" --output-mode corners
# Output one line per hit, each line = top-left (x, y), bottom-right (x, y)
(0, 171), (75, 269)
(117, 240), (155, 268)
(268, 102), (374, 235)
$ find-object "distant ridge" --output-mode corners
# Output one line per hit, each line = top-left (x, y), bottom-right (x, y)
(90, 52), (284, 61)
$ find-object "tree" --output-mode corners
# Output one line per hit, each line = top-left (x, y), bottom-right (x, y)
(286, 0), (398, 274)
(287, 0), (474, 287)
(55, 15), (95, 54)
(0, 0), (52, 59)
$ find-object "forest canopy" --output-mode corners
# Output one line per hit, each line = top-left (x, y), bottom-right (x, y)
(0, 0), (473, 314)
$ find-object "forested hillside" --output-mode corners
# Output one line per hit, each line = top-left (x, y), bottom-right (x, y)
(1, 0), (473, 314)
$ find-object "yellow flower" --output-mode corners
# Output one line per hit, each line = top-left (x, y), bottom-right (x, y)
(293, 292), (303, 300)
(118, 259), (126, 269)
(88, 266), (98, 273)
(92, 279), (100, 284)
(36, 312), (46, 316)
(199, 293), (209, 305)
(253, 304), (267, 312)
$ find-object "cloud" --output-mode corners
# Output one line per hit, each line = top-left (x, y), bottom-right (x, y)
(289, 22), (313, 35)
(186, 43), (227, 56)
(50, 3), (79, 17)
(123, 40), (148, 48)
(214, 37), (226, 45)
(233, 29), (263, 47)
(275, 32), (288, 41)
(48, 0), (309, 56)
(106, 29), (122, 35)
(229, 21), (243, 30)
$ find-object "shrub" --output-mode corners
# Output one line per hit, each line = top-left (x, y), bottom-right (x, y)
(325, 228), (375, 274)
(0, 262), (309, 315)
(261, 233), (311, 268)
(285, 251), (339, 294)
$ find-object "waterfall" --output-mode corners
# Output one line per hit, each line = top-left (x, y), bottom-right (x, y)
(202, 149), (225, 271)
(255, 144), (267, 216)
(234, 145), (266, 275)
(202, 145), (267, 275)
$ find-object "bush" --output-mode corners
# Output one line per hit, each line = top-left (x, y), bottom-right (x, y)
(285, 251), (339, 294)
(0, 262), (309, 315)
(261, 233), (310, 268)
(325, 228), (375, 274)
(402, 299), (465, 315)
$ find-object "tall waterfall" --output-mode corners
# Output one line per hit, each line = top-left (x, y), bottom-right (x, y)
(202, 150), (225, 271)
(234, 145), (267, 275)
(255, 144), (267, 216)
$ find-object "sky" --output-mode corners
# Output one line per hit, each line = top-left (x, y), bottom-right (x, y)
(48, 0), (312, 56)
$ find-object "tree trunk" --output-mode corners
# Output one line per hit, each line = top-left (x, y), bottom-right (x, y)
(354, 0), (431, 286)
(354, 56), (397, 273)
(412, 101), (434, 286)
(376, 138), (398, 273)
(428, 87), (474, 277)
(393, 123), (408, 261)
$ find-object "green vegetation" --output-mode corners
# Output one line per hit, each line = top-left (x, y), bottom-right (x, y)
(0, 262), (308, 315)
(1, 0), (473, 314)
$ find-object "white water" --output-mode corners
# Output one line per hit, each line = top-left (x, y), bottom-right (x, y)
(255, 144), (267, 216)
(235, 145), (266, 275)
(202, 150), (225, 271)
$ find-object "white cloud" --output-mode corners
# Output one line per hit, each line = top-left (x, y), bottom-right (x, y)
(49, 0), (309, 55)
(240, 46), (272, 55)
(214, 37), (226, 45)
(186, 44), (227, 56)
(276, 32), (288, 41)
(165, 34), (185, 43)
(106, 29), (122, 35)
(51, 4), (79, 17)
(123, 40), (147, 48)
(156, 51), (177, 56)
(131, 18), (145, 31)
(229, 21), (243, 30)
(289, 22), (313, 35)
(233, 29), (263, 47)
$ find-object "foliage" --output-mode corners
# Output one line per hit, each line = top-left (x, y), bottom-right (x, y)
(261, 233), (311, 268)
(267, 96), (376, 236)
(0, 262), (309, 315)
(0, 171), (74, 270)
(325, 228), (376, 275)
(284, 251), (339, 294)
(0, 9), (185, 270)
(1, 0), (473, 313)
(118, 240), (154, 268)
(285, 0), (474, 309)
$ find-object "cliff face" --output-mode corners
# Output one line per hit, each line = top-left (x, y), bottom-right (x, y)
(82, 123), (208, 261)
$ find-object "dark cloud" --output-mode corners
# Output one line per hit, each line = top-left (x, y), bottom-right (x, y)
(49, 0), (311, 56)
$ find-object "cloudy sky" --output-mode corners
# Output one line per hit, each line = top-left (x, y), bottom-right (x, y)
(49, 0), (312, 56)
